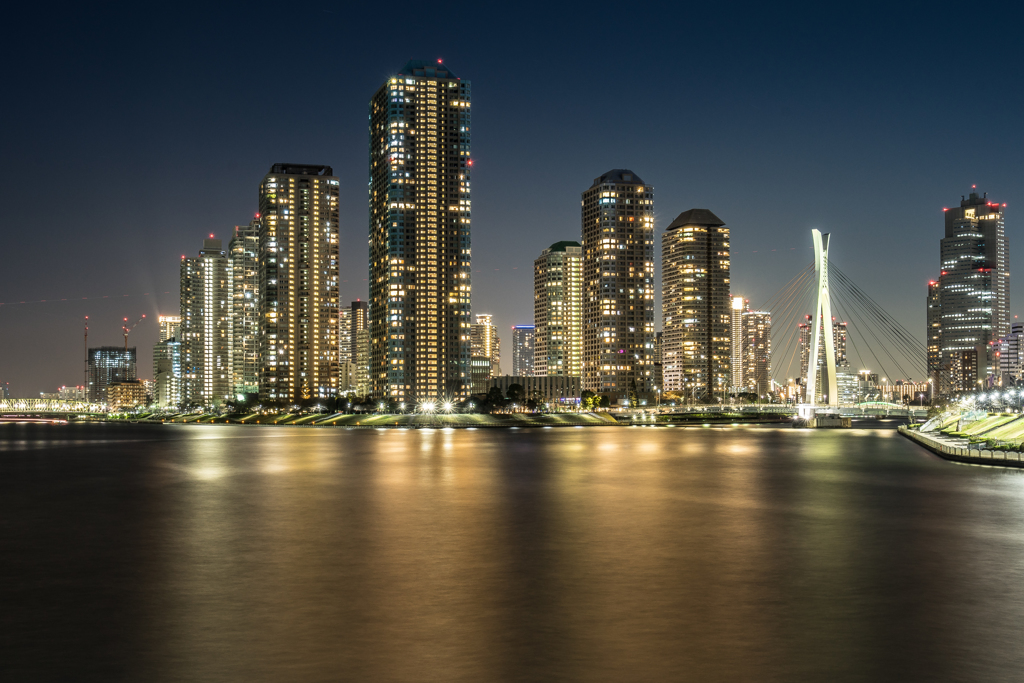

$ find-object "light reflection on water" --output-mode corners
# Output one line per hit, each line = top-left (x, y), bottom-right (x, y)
(2, 423), (1024, 681)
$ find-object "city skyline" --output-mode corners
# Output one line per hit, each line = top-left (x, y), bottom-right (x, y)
(1, 5), (1021, 396)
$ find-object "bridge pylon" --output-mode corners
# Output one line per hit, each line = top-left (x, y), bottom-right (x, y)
(806, 229), (838, 406)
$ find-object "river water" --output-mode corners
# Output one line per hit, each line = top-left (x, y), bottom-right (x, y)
(2, 422), (1023, 682)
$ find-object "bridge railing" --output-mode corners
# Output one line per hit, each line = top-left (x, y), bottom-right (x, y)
(0, 399), (107, 413)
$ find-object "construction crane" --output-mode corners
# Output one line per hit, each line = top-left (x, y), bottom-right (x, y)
(122, 315), (146, 352)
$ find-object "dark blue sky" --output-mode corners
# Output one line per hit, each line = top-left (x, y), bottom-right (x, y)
(1, 1), (1021, 396)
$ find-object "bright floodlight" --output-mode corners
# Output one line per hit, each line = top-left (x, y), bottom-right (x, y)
(421, 400), (436, 413)
(442, 401), (453, 412)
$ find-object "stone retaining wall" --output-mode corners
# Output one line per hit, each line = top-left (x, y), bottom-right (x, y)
(898, 426), (1024, 468)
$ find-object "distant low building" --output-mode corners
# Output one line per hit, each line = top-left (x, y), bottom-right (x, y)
(58, 385), (87, 401)
(107, 380), (148, 410)
(488, 375), (581, 404)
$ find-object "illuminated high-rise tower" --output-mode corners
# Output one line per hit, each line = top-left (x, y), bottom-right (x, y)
(662, 208), (730, 401)
(581, 170), (655, 401)
(730, 296), (746, 392)
(511, 325), (536, 377)
(369, 60), (472, 401)
(534, 241), (582, 377)
(742, 309), (772, 397)
(158, 315), (181, 342)
(257, 164), (340, 403)
(230, 219), (260, 398)
(180, 238), (231, 406)
(934, 189), (1008, 392)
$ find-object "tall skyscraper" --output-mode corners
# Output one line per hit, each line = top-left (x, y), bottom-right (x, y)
(348, 300), (368, 363)
(742, 309), (772, 397)
(230, 219), (260, 397)
(534, 241), (583, 377)
(581, 170), (655, 401)
(730, 296), (746, 392)
(653, 331), (664, 393)
(153, 339), (182, 407)
(662, 208), (730, 402)
(369, 61), (472, 401)
(470, 314), (499, 393)
(258, 164), (340, 403)
(471, 314), (500, 372)
(927, 280), (942, 384)
(511, 325), (535, 377)
(799, 315), (847, 402)
(346, 300), (370, 395)
(158, 315), (181, 342)
(180, 238), (231, 406)
(933, 189), (1008, 392)
(87, 346), (136, 403)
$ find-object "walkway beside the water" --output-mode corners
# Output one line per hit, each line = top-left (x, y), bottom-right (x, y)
(899, 426), (1024, 468)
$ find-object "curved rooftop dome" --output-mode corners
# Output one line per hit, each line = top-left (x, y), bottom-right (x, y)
(667, 208), (725, 230)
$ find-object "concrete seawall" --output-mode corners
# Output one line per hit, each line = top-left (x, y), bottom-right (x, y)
(898, 426), (1024, 469)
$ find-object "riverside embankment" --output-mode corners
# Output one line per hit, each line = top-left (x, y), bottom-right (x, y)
(899, 425), (1024, 468)
(156, 412), (622, 428)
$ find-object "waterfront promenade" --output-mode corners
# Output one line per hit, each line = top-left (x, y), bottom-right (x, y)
(899, 425), (1024, 468)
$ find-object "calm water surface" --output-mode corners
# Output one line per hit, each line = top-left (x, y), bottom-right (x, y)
(2, 422), (1024, 682)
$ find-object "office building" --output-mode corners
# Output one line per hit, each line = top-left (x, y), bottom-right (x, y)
(180, 238), (232, 406)
(158, 315), (181, 343)
(153, 339), (182, 407)
(534, 240), (583, 377)
(87, 346), (136, 403)
(999, 323), (1024, 381)
(258, 163), (341, 402)
(230, 219), (260, 397)
(662, 208), (730, 402)
(836, 368), (860, 404)
(934, 189), (1008, 392)
(0, 382), (8, 399)
(582, 170), (655, 401)
(369, 60), (472, 401)
(511, 325), (535, 377)
(730, 296), (746, 392)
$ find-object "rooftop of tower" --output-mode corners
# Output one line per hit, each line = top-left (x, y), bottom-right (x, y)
(590, 169), (645, 187)
(398, 60), (459, 79)
(667, 208), (726, 230)
(268, 163), (334, 176)
(547, 240), (582, 252)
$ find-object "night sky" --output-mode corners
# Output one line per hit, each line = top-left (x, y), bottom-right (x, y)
(1, 2), (1021, 397)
